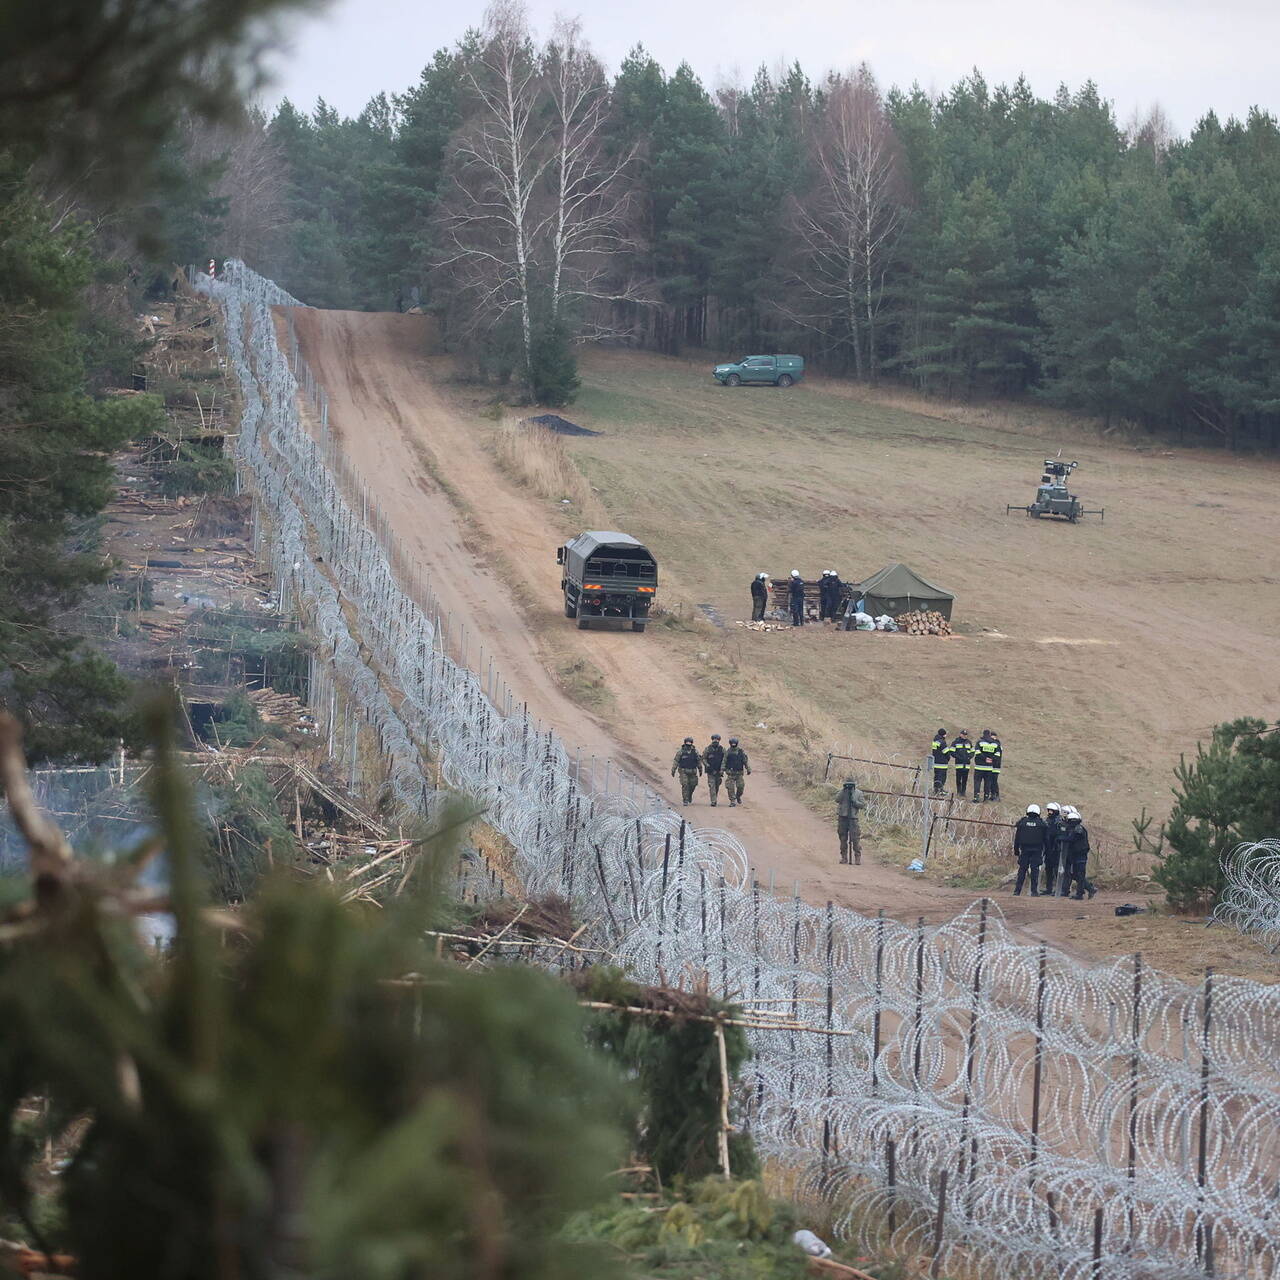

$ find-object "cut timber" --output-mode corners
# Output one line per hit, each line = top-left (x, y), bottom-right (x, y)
(895, 609), (953, 637)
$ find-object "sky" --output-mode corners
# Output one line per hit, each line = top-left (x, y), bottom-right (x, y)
(261, 0), (1280, 136)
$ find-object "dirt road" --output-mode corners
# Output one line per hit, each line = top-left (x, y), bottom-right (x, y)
(284, 307), (1138, 938)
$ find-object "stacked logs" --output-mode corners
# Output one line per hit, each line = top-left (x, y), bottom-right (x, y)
(895, 609), (952, 636)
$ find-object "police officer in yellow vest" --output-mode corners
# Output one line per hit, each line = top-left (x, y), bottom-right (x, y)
(929, 729), (950, 795)
(987, 730), (1003, 802)
(973, 730), (997, 802)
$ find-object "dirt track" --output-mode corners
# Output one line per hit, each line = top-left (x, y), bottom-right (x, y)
(283, 306), (1162, 940)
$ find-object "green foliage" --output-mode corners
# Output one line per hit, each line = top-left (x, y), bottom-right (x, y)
(189, 610), (313, 698)
(0, 717), (627, 1277)
(153, 440), (237, 497)
(568, 1178), (813, 1277)
(576, 967), (756, 1183)
(528, 319), (581, 406)
(201, 763), (299, 902)
(1142, 718), (1280, 909)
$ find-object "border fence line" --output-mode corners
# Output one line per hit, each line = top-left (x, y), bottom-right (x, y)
(192, 261), (1280, 1280)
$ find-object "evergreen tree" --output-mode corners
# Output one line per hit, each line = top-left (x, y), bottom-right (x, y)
(1144, 719), (1280, 910)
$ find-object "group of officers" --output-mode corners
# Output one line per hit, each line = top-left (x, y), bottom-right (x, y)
(670, 735), (752, 807)
(928, 728), (1002, 801)
(1011, 803), (1097, 899)
(749, 571), (850, 627)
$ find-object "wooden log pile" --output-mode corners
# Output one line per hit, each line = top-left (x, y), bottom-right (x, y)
(895, 609), (952, 636)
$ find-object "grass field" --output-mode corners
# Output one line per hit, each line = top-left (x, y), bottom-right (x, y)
(527, 349), (1280, 851)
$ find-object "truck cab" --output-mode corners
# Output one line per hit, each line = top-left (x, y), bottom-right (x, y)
(712, 354), (804, 387)
(556, 531), (657, 631)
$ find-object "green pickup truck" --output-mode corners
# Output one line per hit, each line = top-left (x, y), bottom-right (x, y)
(712, 354), (804, 387)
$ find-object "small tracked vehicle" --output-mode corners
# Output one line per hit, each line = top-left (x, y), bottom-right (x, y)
(1006, 458), (1104, 523)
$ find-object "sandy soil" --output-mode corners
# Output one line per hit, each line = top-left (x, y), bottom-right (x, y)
(272, 307), (1269, 967)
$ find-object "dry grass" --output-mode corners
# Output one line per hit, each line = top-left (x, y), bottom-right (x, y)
(493, 417), (607, 525)
(555, 348), (1280, 856)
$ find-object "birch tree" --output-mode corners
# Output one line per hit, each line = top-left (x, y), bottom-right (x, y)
(542, 18), (649, 334)
(783, 65), (906, 379)
(437, 0), (548, 375)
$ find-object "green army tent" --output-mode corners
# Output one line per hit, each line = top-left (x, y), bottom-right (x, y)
(856, 563), (955, 620)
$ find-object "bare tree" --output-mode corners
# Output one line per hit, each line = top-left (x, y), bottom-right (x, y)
(1125, 102), (1176, 155)
(781, 65), (907, 380)
(541, 17), (650, 332)
(437, 0), (549, 375)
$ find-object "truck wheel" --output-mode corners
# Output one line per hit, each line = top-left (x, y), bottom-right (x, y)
(564, 598), (575, 618)
(777, 373), (793, 388)
(725, 373), (741, 387)
(632, 621), (646, 633)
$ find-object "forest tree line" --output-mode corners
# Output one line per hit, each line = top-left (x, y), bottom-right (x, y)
(200, 1), (1280, 447)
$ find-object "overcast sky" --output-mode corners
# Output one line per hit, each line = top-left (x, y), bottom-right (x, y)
(261, 0), (1279, 136)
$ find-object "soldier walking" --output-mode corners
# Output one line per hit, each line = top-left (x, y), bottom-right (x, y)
(1012, 804), (1047, 895)
(670, 736), (703, 806)
(750, 573), (769, 621)
(724, 737), (751, 806)
(1057, 807), (1097, 899)
(837, 778), (867, 864)
(788, 570), (806, 626)
(702, 733), (726, 806)
(1042, 802), (1063, 890)
(950, 730), (973, 798)
(929, 728), (950, 795)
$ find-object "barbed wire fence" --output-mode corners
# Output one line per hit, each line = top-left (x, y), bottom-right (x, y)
(190, 261), (1280, 1280)
(1212, 840), (1280, 953)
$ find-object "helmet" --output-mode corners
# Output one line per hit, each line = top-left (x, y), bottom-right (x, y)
(683, 736), (693, 744)
(843, 777), (856, 786)
(757, 571), (767, 579)
(729, 737), (739, 745)
(1066, 807), (1081, 820)
(1026, 804), (1041, 815)
(711, 733), (721, 740)
(1046, 802), (1060, 813)
(790, 569), (800, 577)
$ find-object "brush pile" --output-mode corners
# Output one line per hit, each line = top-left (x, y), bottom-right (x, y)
(895, 609), (953, 636)
(469, 893), (576, 942)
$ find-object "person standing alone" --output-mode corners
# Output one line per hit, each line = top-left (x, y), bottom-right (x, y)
(1012, 804), (1047, 895)
(987, 730), (1003, 802)
(702, 733), (726, 806)
(788, 570), (806, 627)
(837, 778), (867, 864)
(750, 573), (769, 621)
(670, 736), (703, 806)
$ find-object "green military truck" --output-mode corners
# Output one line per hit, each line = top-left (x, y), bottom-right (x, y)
(712, 354), (804, 387)
(557, 531), (657, 631)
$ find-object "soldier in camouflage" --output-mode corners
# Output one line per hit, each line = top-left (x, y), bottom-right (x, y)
(724, 737), (751, 806)
(671, 736), (703, 805)
(702, 733), (726, 806)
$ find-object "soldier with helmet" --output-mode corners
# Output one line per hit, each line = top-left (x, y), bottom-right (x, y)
(1057, 807), (1097, 899)
(1012, 804), (1048, 895)
(670, 736), (703, 805)
(1042, 802), (1064, 890)
(702, 733), (726, 806)
(724, 737), (751, 806)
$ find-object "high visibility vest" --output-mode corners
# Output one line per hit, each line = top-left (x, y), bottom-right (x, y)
(930, 738), (949, 766)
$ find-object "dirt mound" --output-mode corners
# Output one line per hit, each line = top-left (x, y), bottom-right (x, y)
(525, 413), (601, 437)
